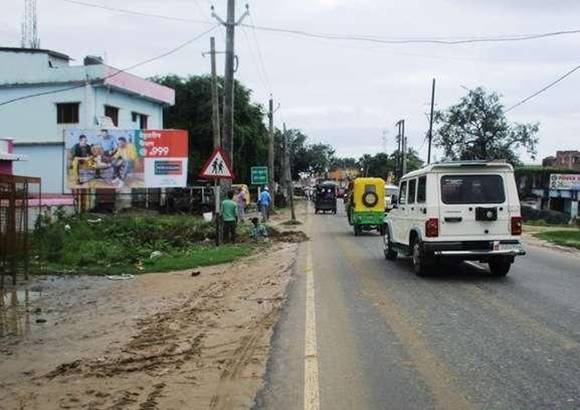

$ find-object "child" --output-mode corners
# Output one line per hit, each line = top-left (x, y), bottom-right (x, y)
(250, 217), (268, 240)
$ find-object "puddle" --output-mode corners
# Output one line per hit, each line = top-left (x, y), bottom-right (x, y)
(0, 287), (43, 338)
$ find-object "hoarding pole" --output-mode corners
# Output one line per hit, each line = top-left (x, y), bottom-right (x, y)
(210, 37), (221, 149)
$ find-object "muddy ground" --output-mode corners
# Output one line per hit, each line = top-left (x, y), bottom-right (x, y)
(0, 238), (300, 409)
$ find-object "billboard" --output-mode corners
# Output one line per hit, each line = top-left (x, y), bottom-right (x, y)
(550, 174), (580, 191)
(65, 129), (188, 189)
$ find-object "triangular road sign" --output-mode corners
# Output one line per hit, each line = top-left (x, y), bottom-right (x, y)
(199, 147), (235, 179)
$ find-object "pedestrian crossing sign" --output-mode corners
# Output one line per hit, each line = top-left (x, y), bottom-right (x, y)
(199, 147), (235, 179)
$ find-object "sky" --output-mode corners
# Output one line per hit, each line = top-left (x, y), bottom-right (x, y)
(2, 0), (580, 163)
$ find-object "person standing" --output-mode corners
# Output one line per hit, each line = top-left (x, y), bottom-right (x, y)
(259, 186), (272, 222)
(236, 187), (246, 222)
(221, 190), (238, 243)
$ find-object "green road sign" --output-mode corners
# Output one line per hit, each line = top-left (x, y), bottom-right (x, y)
(251, 166), (269, 185)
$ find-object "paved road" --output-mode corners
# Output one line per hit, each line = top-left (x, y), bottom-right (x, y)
(255, 204), (580, 410)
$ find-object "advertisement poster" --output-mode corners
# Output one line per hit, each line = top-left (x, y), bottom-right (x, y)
(64, 129), (188, 189)
(550, 174), (580, 191)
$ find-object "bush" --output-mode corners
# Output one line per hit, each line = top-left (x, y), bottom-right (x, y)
(31, 213), (228, 274)
(521, 206), (570, 225)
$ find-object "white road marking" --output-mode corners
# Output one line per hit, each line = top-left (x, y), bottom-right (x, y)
(304, 247), (320, 410)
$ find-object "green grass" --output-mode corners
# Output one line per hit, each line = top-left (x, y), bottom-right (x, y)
(533, 230), (580, 250)
(30, 212), (259, 275)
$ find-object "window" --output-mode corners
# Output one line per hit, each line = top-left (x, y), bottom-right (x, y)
(417, 176), (427, 203)
(440, 175), (505, 205)
(57, 103), (79, 124)
(399, 181), (407, 205)
(132, 112), (148, 129)
(104, 105), (119, 127)
(408, 179), (417, 204)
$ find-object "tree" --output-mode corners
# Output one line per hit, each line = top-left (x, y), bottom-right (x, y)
(152, 75), (268, 183)
(434, 87), (539, 165)
(274, 128), (335, 180)
(355, 150), (423, 180)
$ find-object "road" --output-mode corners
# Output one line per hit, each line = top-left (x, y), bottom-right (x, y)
(255, 203), (580, 410)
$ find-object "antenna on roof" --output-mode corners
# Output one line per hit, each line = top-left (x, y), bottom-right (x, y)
(21, 0), (40, 49)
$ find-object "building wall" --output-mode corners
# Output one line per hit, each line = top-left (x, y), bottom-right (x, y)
(1, 49), (173, 194)
(13, 144), (64, 193)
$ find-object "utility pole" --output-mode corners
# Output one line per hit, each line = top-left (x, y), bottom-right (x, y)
(212, 2), (249, 170)
(401, 119), (407, 175)
(395, 120), (403, 179)
(210, 37), (221, 149)
(203, 37), (223, 246)
(283, 123), (296, 221)
(428, 78), (436, 164)
(268, 95), (275, 194)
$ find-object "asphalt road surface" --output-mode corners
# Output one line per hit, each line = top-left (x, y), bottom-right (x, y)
(255, 203), (580, 410)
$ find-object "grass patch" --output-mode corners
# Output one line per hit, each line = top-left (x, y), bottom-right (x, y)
(31, 211), (258, 275)
(534, 230), (580, 250)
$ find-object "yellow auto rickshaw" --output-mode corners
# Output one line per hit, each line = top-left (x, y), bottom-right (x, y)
(346, 177), (386, 236)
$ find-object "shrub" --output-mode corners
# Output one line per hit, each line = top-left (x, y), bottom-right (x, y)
(521, 206), (570, 225)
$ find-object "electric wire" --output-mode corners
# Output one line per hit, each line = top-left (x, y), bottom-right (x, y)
(61, 0), (211, 24)
(247, 7), (273, 93)
(0, 24), (220, 107)
(59, 0), (580, 46)
(505, 62), (580, 112)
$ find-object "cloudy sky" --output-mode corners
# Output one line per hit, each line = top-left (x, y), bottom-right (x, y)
(2, 0), (580, 162)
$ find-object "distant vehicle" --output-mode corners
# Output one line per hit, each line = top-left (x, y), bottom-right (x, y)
(346, 177), (386, 236)
(384, 184), (399, 212)
(314, 181), (337, 214)
(383, 161), (525, 276)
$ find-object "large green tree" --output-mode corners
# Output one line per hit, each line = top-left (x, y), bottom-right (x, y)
(274, 128), (335, 180)
(152, 75), (268, 183)
(434, 87), (539, 165)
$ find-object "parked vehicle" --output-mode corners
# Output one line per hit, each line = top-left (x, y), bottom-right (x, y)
(346, 177), (386, 236)
(383, 161), (525, 276)
(384, 184), (399, 212)
(314, 181), (337, 214)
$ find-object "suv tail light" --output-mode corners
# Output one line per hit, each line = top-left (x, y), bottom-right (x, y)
(425, 218), (439, 237)
(511, 216), (522, 235)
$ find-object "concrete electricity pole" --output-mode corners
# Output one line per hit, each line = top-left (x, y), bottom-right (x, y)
(212, 1), (249, 169)
(401, 120), (407, 175)
(283, 123), (296, 221)
(268, 96), (275, 194)
(209, 37), (221, 149)
(428, 78), (436, 164)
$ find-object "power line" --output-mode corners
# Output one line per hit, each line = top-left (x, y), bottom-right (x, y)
(247, 6), (272, 93)
(59, 0), (580, 46)
(241, 25), (270, 93)
(505, 62), (580, 112)
(0, 24), (220, 108)
(241, 24), (580, 45)
(61, 0), (211, 24)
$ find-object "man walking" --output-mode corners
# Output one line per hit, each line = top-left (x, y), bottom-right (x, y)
(221, 190), (238, 243)
(259, 186), (271, 222)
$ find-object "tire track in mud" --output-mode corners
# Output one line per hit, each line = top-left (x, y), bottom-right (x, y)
(209, 306), (281, 410)
(45, 282), (225, 380)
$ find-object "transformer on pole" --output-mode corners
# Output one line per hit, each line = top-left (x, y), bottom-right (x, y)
(21, 0), (40, 49)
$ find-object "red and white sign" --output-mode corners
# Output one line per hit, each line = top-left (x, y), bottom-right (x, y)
(199, 147), (234, 180)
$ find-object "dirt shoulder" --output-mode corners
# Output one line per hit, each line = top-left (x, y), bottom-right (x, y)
(0, 240), (299, 410)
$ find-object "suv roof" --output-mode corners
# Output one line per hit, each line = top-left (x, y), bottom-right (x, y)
(402, 160), (514, 180)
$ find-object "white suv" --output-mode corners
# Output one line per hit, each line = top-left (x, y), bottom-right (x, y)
(383, 161), (526, 276)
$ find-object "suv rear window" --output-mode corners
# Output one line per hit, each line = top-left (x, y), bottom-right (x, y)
(440, 175), (505, 204)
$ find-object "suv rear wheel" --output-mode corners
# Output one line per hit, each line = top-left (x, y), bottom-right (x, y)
(489, 257), (511, 277)
(412, 240), (430, 276)
(383, 228), (397, 260)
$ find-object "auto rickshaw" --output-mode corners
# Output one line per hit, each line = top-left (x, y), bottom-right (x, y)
(314, 181), (337, 214)
(346, 177), (385, 236)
